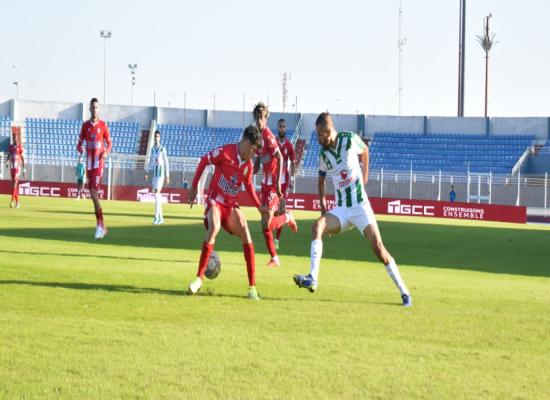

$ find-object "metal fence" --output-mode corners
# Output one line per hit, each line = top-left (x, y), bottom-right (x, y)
(1, 152), (548, 215)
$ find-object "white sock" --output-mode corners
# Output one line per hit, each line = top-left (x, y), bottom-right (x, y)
(155, 193), (161, 219)
(385, 258), (409, 296)
(310, 239), (323, 282)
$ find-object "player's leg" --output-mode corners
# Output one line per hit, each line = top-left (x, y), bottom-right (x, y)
(152, 185), (161, 224)
(362, 217), (411, 307)
(10, 170), (17, 207)
(274, 184), (288, 249)
(225, 208), (260, 300)
(294, 212), (342, 292)
(188, 205), (221, 294)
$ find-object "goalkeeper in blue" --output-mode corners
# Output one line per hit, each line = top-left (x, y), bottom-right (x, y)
(145, 130), (170, 225)
(293, 112), (412, 307)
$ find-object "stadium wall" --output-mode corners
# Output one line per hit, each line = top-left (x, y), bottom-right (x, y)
(157, 107), (206, 126)
(100, 104), (154, 128)
(427, 117), (487, 135)
(7, 99), (550, 143)
(364, 116), (425, 137)
(0, 100), (11, 118)
(490, 117), (548, 141)
(14, 100), (83, 121)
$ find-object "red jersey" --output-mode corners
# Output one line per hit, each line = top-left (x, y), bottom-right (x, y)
(192, 143), (260, 208)
(77, 119), (112, 170)
(8, 144), (24, 170)
(277, 137), (295, 184)
(258, 126), (280, 186)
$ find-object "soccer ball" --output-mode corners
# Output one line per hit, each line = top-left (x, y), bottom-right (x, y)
(205, 250), (221, 279)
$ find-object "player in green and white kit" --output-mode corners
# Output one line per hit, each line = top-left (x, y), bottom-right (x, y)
(75, 154), (85, 200)
(145, 130), (170, 225)
(293, 112), (412, 307)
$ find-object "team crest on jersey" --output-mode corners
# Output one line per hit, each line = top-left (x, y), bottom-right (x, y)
(230, 175), (238, 185)
(340, 170), (348, 180)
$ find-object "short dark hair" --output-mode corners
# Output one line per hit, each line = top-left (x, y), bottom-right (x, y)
(90, 98), (99, 105)
(278, 118), (286, 125)
(155, 130), (161, 136)
(253, 102), (269, 120)
(242, 125), (262, 147)
(315, 112), (332, 127)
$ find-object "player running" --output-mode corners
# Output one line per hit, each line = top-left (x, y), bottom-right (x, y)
(252, 103), (297, 267)
(77, 98), (112, 239)
(145, 130), (170, 225)
(6, 134), (25, 208)
(186, 125), (268, 300)
(75, 154), (85, 200)
(293, 112), (412, 307)
(274, 118), (296, 250)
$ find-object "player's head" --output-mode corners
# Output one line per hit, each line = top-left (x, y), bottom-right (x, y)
(315, 112), (336, 149)
(78, 153), (82, 163)
(253, 102), (269, 130)
(154, 130), (161, 145)
(89, 98), (99, 119)
(277, 118), (287, 139)
(239, 124), (262, 161)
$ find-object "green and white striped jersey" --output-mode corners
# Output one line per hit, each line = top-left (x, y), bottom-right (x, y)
(318, 131), (368, 208)
(148, 145), (170, 179)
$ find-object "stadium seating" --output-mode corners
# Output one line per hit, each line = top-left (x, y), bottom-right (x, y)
(301, 131), (535, 174)
(156, 124), (294, 158)
(0, 116), (11, 137)
(25, 118), (139, 164)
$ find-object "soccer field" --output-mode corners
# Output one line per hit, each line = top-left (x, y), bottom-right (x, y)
(1, 195), (549, 399)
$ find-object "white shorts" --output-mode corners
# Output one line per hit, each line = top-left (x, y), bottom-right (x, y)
(328, 203), (377, 235)
(152, 177), (164, 191)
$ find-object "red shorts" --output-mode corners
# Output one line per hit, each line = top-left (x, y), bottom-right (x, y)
(204, 200), (236, 235)
(10, 169), (20, 181)
(261, 184), (280, 211)
(86, 168), (104, 191)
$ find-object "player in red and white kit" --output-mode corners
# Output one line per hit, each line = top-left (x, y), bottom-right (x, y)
(6, 134), (25, 208)
(77, 98), (112, 239)
(186, 125), (267, 300)
(274, 118), (296, 250)
(252, 103), (297, 268)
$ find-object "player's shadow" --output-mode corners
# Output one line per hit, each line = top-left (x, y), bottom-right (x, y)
(38, 209), (204, 221)
(1, 217), (549, 278)
(0, 279), (183, 296)
(0, 279), (399, 306)
(0, 249), (193, 264)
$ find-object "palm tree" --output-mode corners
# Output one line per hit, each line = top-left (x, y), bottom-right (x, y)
(476, 14), (497, 117)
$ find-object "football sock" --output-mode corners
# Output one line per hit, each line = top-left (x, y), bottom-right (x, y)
(197, 241), (214, 279)
(242, 242), (256, 286)
(384, 258), (409, 296)
(155, 192), (162, 219)
(262, 228), (277, 257)
(310, 239), (323, 282)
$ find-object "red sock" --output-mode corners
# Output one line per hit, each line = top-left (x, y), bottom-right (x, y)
(12, 182), (18, 202)
(268, 214), (287, 230)
(197, 241), (214, 279)
(263, 228), (277, 257)
(242, 242), (256, 286)
(276, 227), (283, 240)
(95, 208), (104, 227)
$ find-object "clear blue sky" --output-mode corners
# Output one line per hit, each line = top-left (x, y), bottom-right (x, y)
(1, 0), (549, 117)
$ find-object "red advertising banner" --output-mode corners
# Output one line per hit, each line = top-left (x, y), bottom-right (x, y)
(0, 180), (526, 224)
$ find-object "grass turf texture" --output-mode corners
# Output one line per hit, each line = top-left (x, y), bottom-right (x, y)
(0, 195), (549, 399)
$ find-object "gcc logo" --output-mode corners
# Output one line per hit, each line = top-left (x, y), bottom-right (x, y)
(387, 200), (435, 216)
(19, 182), (61, 197)
(137, 188), (181, 203)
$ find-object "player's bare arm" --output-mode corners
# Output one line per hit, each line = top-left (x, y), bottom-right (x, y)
(318, 174), (327, 215)
(360, 146), (369, 186)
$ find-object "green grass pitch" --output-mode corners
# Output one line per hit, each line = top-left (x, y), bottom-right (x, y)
(1, 195), (549, 399)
